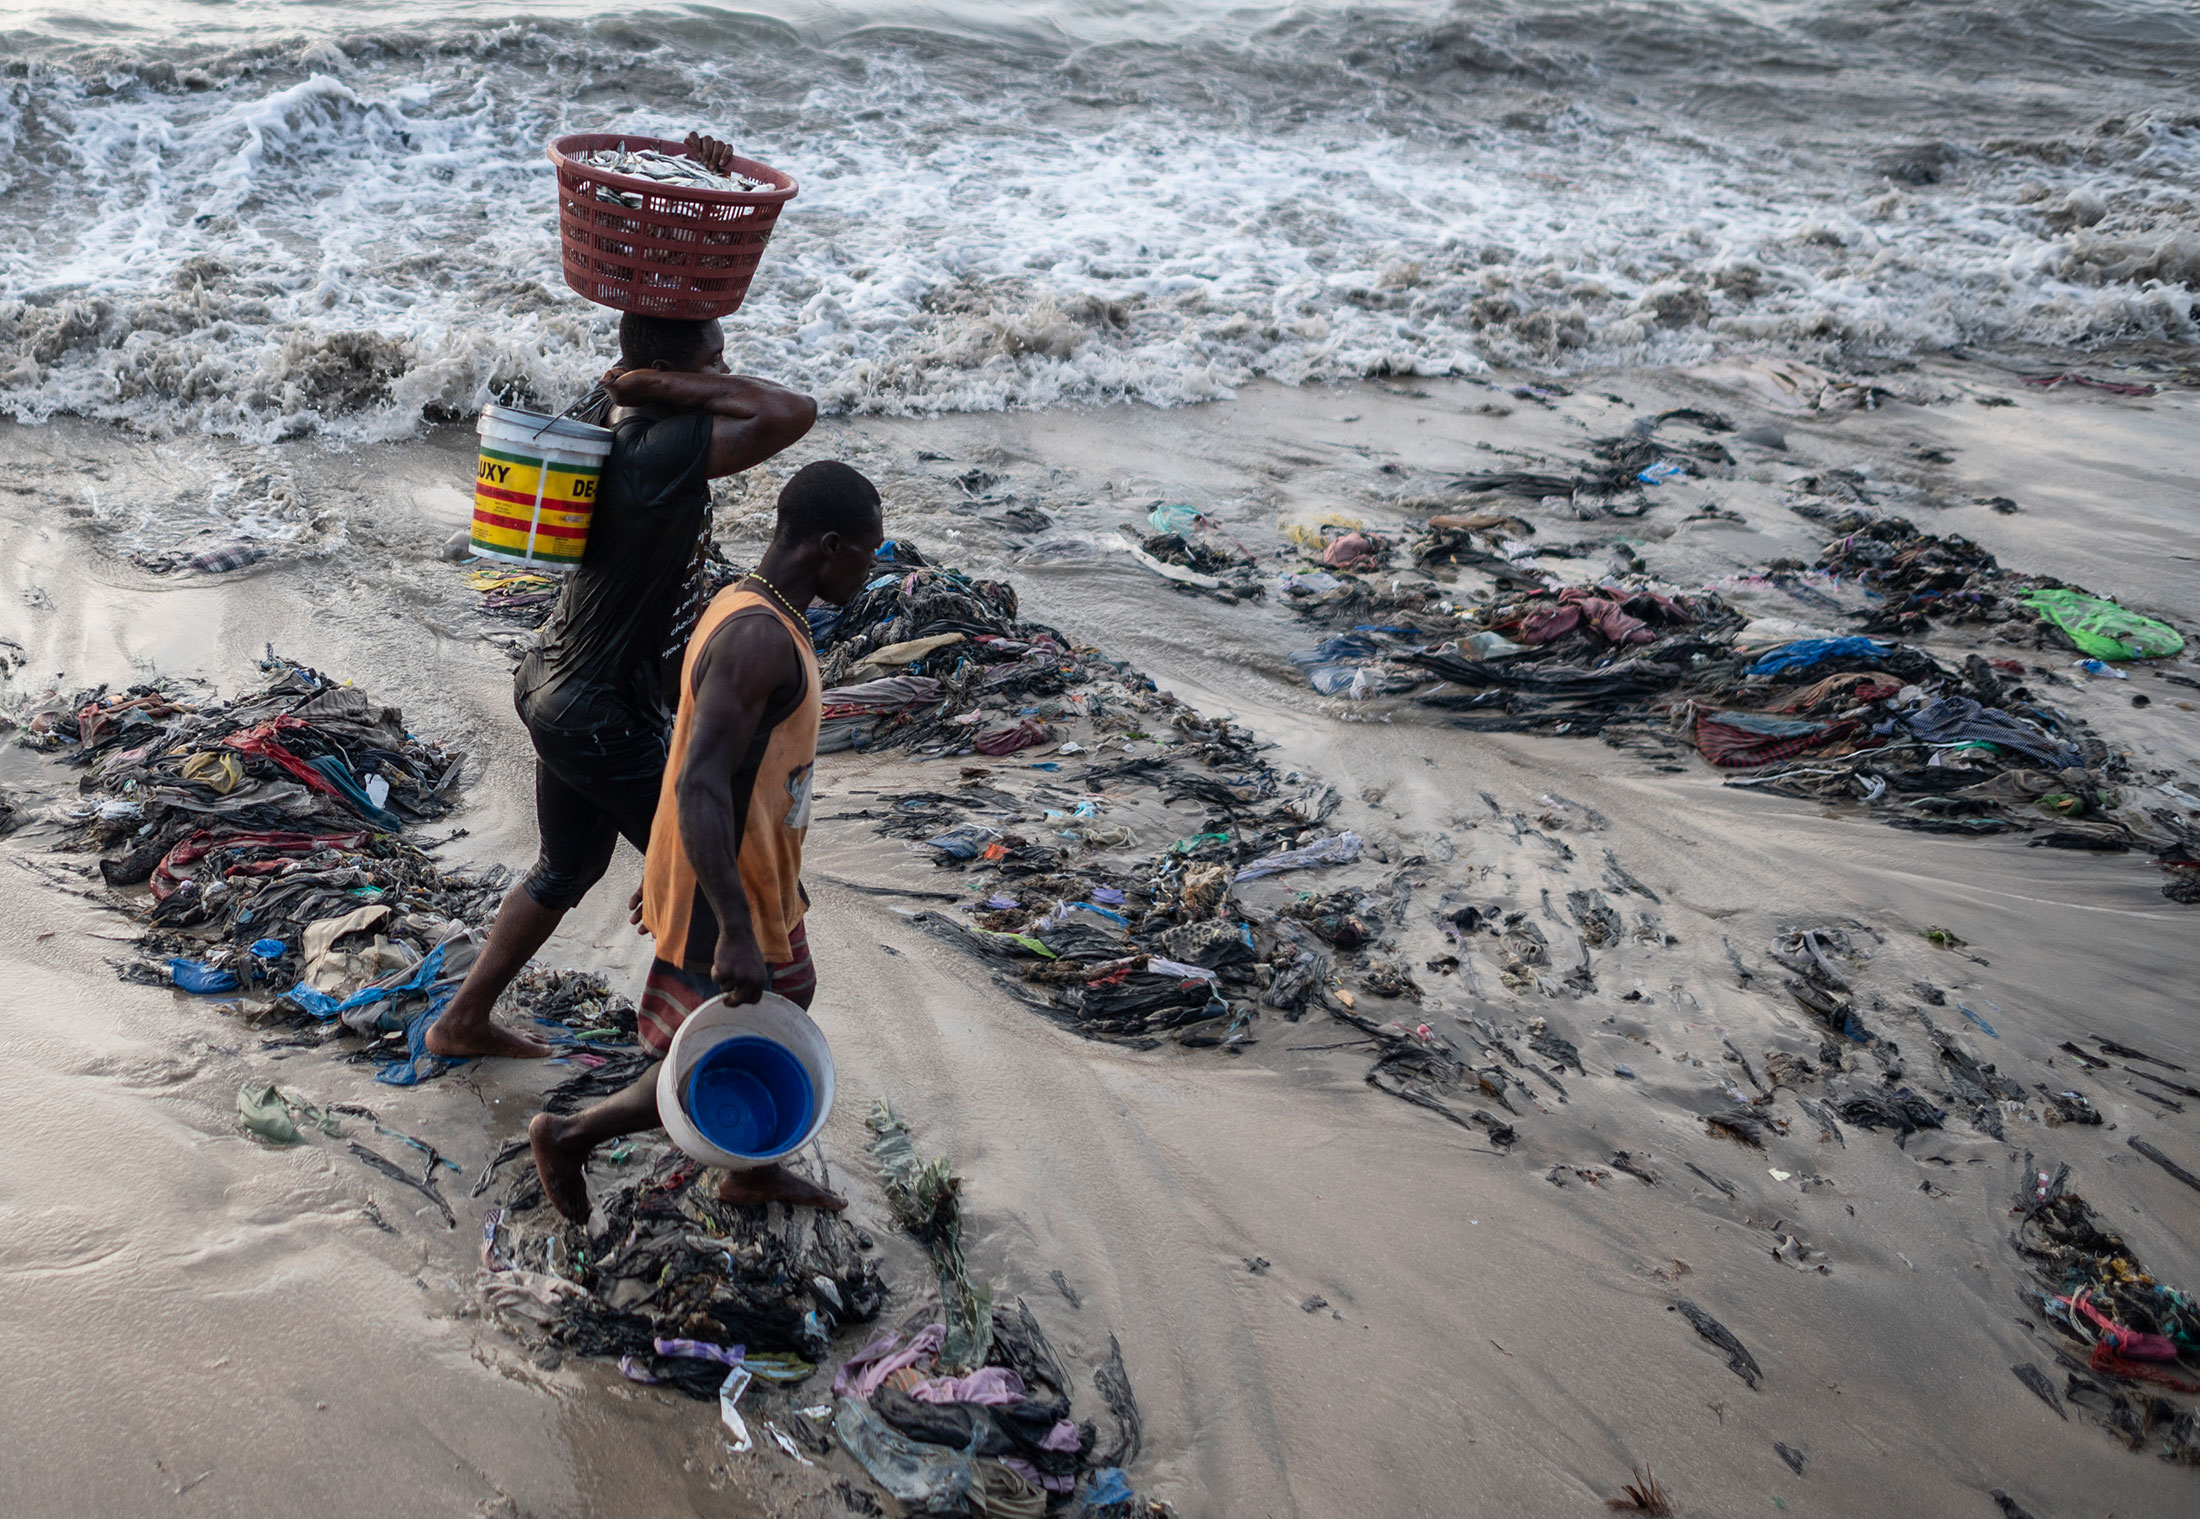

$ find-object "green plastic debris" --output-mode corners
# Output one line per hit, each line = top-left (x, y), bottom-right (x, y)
(2021, 589), (2183, 661)
(238, 1082), (344, 1145)
(866, 1101), (993, 1373)
(1169, 832), (1231, 855)
(743, 1352), (817, 1383)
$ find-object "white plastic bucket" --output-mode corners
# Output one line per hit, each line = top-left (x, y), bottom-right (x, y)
(471, 404), (615, 571)
(658, 991), (835, 1172)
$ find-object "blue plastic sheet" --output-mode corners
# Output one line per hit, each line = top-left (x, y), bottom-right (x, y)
(1745, 637), (1892, 676)
(1290, 632), (1388, 699)
(924, 825), (994, 860)
(1086, 1469), (1135, 1508)
(169, 958), (239, 994)
(375, 988), (463, 1086)
(285, 942), (447, 1022)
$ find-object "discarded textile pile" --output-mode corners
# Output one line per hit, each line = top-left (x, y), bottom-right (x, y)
(806, 547), (1105, 759)
(806, 539), (1285, 772)
(1694, 924), (2115, 1150)
(2008, 1160), (2200, 1462)
(8, 654), (535, 1082)
(1274, 562), (1732, 734)
(892, 763), (1557, 1143)
(480, 1148), (887, 1370)
(467, 565), (562, 626)
(467, 540), (747, 641)
(868, 729), (1363, 1049)
(844, 1104), (1159, 1516)
(829, 1303), (1149, 1517)
(1113, 504), (1268, 601)
(18, 651), (461, 843)
(1259, 501), (2197, 890)
(903, 804), (1361, 1050)
(472, 1095), (1163, 1515)
(1814, 511), (2185, 659)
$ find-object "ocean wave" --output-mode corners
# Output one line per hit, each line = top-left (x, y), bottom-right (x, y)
(0, 4), (2195, 440)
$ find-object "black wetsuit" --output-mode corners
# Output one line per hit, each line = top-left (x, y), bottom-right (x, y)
(511, 411), (714, 908)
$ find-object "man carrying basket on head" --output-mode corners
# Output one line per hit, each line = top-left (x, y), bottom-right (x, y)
(426, 135), (816, 1061)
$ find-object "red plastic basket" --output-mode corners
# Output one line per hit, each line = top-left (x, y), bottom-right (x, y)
(548, 134), (798, 320)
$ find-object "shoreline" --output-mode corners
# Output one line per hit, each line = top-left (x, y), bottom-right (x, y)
(2, 355), (2197, 1517)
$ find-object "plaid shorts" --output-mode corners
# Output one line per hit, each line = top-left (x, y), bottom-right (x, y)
(637, 920), (815, 1056)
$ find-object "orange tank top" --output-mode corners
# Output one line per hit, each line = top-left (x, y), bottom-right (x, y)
(641, 586), (821, 964)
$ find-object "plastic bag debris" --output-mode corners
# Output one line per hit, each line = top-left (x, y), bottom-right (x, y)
(1085, 1468), (1136, 1507)
(1234, 831), (1362, 882)
(720, 1365), (755, 1453)
(867, 1102), (993, 1372)
(2020, 589), (2182, 661)
(237, 1082), (343, 1145)
(834, 1397), (976, 1514)
(169, 957), (239, 994)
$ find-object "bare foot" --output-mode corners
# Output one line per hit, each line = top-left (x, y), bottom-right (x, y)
(528, 1111), (594, 1222)
(717, 1163), (846, 1212)
(425, 1015), (550, 1060)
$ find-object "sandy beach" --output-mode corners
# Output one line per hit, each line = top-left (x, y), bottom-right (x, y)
(3, 352), (2196, 1516)
(7, 0), (2200, 1511)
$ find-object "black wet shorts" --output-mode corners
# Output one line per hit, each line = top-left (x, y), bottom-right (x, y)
(520, 716), (666, 912)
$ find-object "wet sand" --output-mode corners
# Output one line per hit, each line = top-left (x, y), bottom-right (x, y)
(2, 359), (2196, 1517)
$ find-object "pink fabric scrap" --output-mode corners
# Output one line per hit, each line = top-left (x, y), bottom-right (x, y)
(909, 1367), (1026, 1406)
(974, 717), (1051, 756)
(1516, 587), (1654, 646)
(831, 1321), (946, 1400)
(1321, 532), (1389, 570)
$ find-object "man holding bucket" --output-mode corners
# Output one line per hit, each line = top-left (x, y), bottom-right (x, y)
(529, 461), (885, 1218)
(426, 291), (817, 1061)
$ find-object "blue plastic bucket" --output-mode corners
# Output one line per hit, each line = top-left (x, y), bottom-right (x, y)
(682, 1035), (816, 1158)
(658, 992), (835, 1171)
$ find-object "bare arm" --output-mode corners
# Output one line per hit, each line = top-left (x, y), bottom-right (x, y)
(604, 370), (817, 479)
(673, 612), (802, 1002)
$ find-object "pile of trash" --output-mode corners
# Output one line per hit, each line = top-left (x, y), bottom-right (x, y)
(18, 649), (462, 846)
(465, 539), (748, 649)
(807, 540), (1251, 769)
(475, 1095), (1165, 1515)
(480, 1147), (888, 1371)
(1112, 505), (1267, 602)
(6, 652), (545, 1082)
(1815, 511), (2184, 659)
(2008, 1157), (2200, 1462)
(902, 802), (1365, 1050)
(467, 565), (562, 627)
(1239, 489), (2197, 891)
